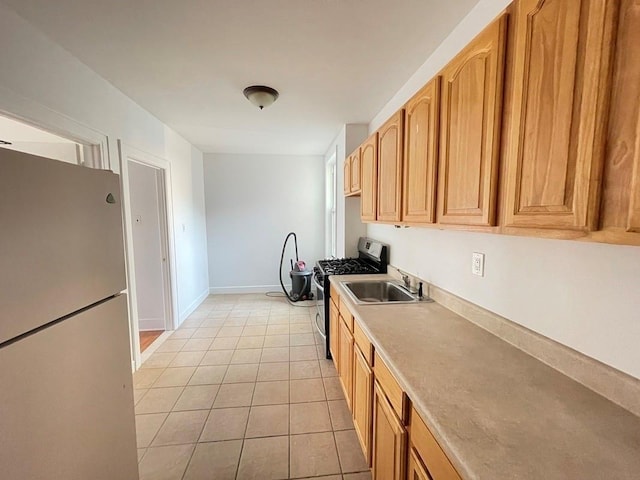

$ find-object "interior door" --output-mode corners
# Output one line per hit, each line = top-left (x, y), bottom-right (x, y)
(128, 160), (170, 333)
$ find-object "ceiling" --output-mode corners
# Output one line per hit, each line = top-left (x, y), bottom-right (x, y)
(2, 0), (480, 155)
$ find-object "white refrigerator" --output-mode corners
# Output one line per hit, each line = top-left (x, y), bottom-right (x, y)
(0, 148), (139, 479)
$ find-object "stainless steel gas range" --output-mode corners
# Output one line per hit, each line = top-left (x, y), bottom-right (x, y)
(313, 237), (388, 359)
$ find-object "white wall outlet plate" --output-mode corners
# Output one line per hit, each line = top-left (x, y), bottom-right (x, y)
(472, 252), (485, 277)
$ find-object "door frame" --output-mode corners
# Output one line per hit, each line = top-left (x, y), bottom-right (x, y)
(0, 85), (110, 169)
(118, 140), (178, 370)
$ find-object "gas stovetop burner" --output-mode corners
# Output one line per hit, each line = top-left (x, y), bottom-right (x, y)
(317, 258), (380, 276)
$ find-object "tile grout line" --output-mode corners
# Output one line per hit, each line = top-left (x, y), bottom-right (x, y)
(139, 296), (342, 479)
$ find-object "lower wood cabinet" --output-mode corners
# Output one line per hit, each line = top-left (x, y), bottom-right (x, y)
(331, 288), (461, 480)
(409, 407), (461, 480)
(338, 317), (354, 408)
(329, 300), (339, 363)
(408, 447), (433, 480)
(372, 380), (407, 480)
(352, 344), (373, 466)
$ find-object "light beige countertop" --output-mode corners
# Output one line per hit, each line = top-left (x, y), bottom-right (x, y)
(330, 274), (640, 480)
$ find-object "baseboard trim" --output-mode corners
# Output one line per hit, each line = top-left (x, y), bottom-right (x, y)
(209, 284), (290, 295)
(138, 317), (164, 331)
(179, 288), (210, 323)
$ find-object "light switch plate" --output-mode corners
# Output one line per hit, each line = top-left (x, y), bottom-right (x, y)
(472, 252), (485, 277)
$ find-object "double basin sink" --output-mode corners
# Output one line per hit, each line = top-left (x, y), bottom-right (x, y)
(340, 280), (420, 305)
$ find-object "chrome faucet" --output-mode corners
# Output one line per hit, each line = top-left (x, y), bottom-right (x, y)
(400, 272), (418, 295)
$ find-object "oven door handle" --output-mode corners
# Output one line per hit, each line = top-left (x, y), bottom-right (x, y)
(312, 273), (326, 339)
(313, 273), (324, 292)
(314, 313), (326, 339)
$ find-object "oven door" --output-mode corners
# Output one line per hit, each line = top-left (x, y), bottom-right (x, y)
(312, 271), (326, 337)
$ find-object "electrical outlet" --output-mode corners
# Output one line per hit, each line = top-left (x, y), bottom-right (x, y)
(472, 252), (485, 277)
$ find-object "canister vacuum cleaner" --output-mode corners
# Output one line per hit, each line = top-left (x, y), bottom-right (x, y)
(278, 232), (314, 302)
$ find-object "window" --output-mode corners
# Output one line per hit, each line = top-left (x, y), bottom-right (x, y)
(326, 149), (337, 258)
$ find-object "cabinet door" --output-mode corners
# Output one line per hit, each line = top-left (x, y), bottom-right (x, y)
(437, 14), (507, 226)
(361, 132), (379, 221)
(503, 0), (617, 231)
(372, 381), (406, 480)
(408, 448), (433, 480)
(410, 406), (462, 480)
(352, 345), (373, 466)
(619, 2), (640, 233)
(403, 77), (441, 224)
(338, 317), (354, 409)
(344, 155), (352, 195)
(377, 111), (404, 223)
(351, 151), (362, 194)
(329, 300), (340, 367)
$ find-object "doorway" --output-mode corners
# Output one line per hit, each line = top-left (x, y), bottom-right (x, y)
(126, 160), (172, 353)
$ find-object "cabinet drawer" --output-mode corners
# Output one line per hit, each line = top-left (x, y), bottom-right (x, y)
(409, 407), (461, 480)
(353, 319), (373, 365)
(330, 282), (340, 304)
(329, 300), (340, 364)
(373, 352), (407, 422)
(330, 296), (339, 311)
(339, 297), (354, 332)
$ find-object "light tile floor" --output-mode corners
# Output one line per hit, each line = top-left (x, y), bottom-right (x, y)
(134, 293), (372, 480)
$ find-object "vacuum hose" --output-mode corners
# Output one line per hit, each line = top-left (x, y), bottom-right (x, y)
(279, 232), (298, 302)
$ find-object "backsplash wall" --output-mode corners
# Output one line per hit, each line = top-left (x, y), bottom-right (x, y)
(368, 224), (640, 380)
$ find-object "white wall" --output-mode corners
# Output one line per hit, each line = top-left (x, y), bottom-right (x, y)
(128, 161), (166, 330)
(0, 3), (209, 324)
(366, 0), (640, 380)
(204, 153), (325, 292)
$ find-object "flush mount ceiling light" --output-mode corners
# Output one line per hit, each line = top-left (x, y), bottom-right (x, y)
(243, 85), (279, 110)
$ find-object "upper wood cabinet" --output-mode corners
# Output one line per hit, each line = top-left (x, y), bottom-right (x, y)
(350, 151), (362, 194)
(344, 151), (362, 197)
(629, 161), (640, 232)
(343, 156), (351, 196)
(502, 0), (618, 231)
(377, 111), (404, 223)
(403, 77), (441, 224)
(361, 132), (379, 222)
(437, 14), (507, 227)
(599, 0), (640, 238)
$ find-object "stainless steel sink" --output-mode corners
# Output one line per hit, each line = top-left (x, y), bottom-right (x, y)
(341, 280), (418, 305)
